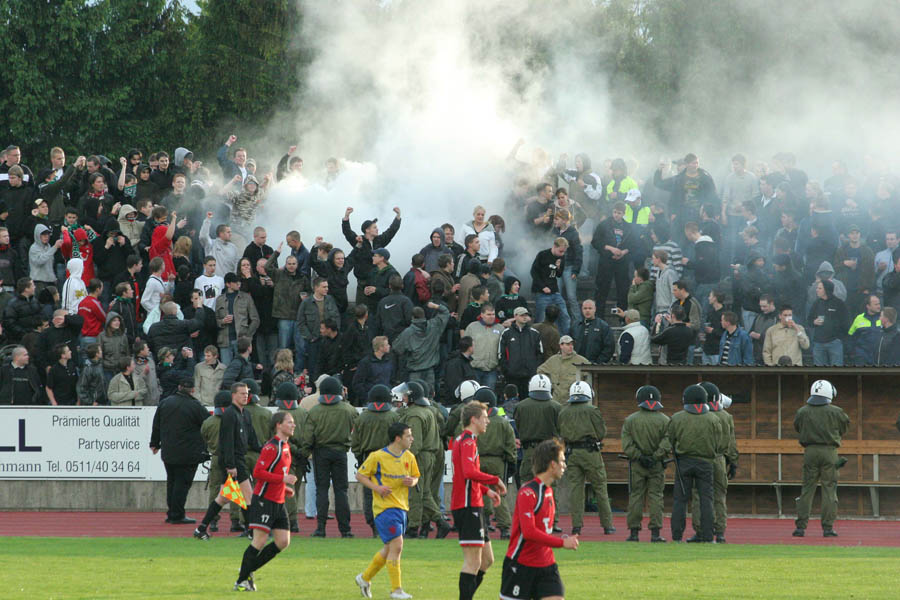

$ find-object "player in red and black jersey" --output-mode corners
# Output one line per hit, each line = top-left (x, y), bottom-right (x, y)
(233, 411), (298, 592)
(451, 400), (506, 600)
(500, 439), (578, 600)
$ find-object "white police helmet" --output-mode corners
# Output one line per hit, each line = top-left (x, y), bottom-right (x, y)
(528, 374), (552, 400)
(809, 380), (835, 405)
(456, 380), (482, 403)
(568, 380), (593, 403)
(720, 393), (733, 409)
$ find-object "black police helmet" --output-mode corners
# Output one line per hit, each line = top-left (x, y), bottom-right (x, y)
(473, 387), (497, 407)
(636, 385), (663, 410)
(682, 384), (708, 405)
(318, 376), (343, 397)
(275, 382), (300, 401)
(698, 381), (720, 404)
(214, 391), (232, 408)
(407, 381), (428, 406)
(368, 384), (392, 404)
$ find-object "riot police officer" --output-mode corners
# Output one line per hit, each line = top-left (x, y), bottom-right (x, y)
(516, 374), (561, 482)
(444, 379), (482, 438)
(667, 384), (723, 543)
(200, 391), (236, 532)
(401, 381), (452, 538)
(242, 378), (271, 480)
(423, 381), (450, 534)
(269, 382), (309, 533)
(691, 381), (739, 543)
(621, 385), (670, 542)
(471, 387), (517, 539)
(793, 379), (850, 538)
(558, 380), (615, 535)
(350, 383), (399, 537)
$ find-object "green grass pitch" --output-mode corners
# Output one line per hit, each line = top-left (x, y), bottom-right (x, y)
(3, 537), (897, 599)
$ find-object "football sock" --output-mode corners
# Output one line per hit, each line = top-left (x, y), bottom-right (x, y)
(237, 545), (260, 582)
(363, 551), (387, 581)
(200, 501), (223, 528)
(252, 542), (281, 572)
(387, 559), (402, 590)
(474, 570), (486, 591)
(459, 572), (477, 600)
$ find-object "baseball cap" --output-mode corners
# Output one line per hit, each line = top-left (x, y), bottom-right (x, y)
(361, 218), (378, 233)
(559, 335), (574, 344)
(625, 188), (642, 202)
(513, 307), (530, 316)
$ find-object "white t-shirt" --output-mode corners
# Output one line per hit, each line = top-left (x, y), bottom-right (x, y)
(194, 274), (225, 309)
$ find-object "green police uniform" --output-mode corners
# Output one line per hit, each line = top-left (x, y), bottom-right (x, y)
(243, 401), (271, 474)
(400, 403), (442, 528)
(621, 406), (671, 533)
(201, 415), (226, 511)
(266, 405), (308, 525)
(691, 405), (738, 538)
(559, 399), (613, 530)
(794, 396), (850, 533)
(477, 407), (517, 531)
(515, 395), (562, 481)
(428, 401), (449, 516)
(351, 404), (399, 528)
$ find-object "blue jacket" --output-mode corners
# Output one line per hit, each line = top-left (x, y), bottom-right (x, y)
(718, 327), (754, 365)
(352, 353), (394, 403)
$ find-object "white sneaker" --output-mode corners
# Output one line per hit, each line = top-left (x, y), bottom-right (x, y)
(233, 579), (256, 592)
(355, 573), (372, 598)
(390, 590), (413, 599)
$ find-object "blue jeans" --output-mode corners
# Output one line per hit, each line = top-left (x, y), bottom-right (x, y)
(741, 310), (758, 331)
(254, 332), (278, 371)
(557, 266), (579, 321)
(701, 352), (720, 365)
(277, 319), (305, 372)
(534, 292), (571, 336)
(685, 344), (696, 365)
(813, 339), (843, 366)
(475, 369), (498, 391)
(219, 340), (238, 366)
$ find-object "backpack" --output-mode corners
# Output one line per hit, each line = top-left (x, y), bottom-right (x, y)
(413, 269), (431, 303)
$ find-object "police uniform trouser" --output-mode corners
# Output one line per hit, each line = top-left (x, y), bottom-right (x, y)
(691, 455), (727, 534)
(671, 456), (714, 541)
(208, 458), (243, 524)
(626, 460), (665, 531)
(284, 463), (299, 520)
(430, 449), (445, 514)
(313, 446), (351, 533)
(795, 445), (838, 530)
(565, 448), (612, 529)
(408, 450), (440, 527)
(480, 456), (511, 529)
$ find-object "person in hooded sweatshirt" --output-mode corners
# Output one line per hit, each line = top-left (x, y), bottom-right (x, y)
(805, 261), (847, 315)
(420, 228), (453, 273)
(809, 279), (849, 366)
(99, 312), (130, 381)
(116, 203), (143, 247)
(61, 258), (87, 314)
(392, 302), (450, 389)
(494, 276), (527, 325)
(310, 242), (353, 318)
(227, 174), (268, 244)
(461, 205), (499, 264)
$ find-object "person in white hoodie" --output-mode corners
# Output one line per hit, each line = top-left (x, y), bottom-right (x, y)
(29, 224), (63, 293)
(61, 258), (86, 314)
(461, 205), (498, 263)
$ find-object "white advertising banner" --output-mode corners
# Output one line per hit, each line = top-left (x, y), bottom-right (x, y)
(0, 407), (455, 482)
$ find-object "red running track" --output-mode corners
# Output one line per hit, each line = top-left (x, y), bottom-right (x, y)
(1, 512), (899, 546)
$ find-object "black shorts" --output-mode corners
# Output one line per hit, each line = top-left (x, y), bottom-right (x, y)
(452, 507), (489, 546)
(499, 557), (564, 600)
(221, 456), (251, 484)
(248, 495), (289, 532)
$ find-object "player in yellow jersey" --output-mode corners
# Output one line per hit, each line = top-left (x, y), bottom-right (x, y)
(355, 422), (420, 600)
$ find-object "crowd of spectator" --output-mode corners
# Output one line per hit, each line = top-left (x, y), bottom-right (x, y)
(2, 139), (899, 406)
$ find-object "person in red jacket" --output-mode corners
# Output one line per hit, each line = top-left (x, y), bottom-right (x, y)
(150, 209), (186, 282)
(500, 439), (579, 600)
(77, 279), (106, 348)
(233, 411), (297, 592)
(451, 400), (506, 600)
(62, 224), (97, 284)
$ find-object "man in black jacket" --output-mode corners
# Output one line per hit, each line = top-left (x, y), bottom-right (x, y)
(37, 309), (85, 372)
(531, 237), (571, 335)
(682, 222), (719, 312)
(498, 307), (544, 398)
(373, 274), (412, 342)
(317, 320), (343, 376)
(650, 305), (695, 365)
(194, 381), (260, 540)
(341, 205), (401, 304)
(3, 278), (44, 344)
(0, 346), (42, 404)
(150, 377), (210, 524)
(653, 153), (717, 239)
(592, 202), (635, 315)
(442, 336), (478, 403)
(222, 336), (256, 389)
(571, 299), (614, 364)
(877, 308), (900, 366)
(148, 299), (204, 356)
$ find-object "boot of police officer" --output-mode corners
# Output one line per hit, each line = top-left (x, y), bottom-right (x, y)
(350, 384), (399, 537)
(793, 379), (850, 538)
(200, 391), (234, 533)
(516, 374), (563, 532)
(689, 382), (739, 543)
(400, 381), (448, 539)
(271, 381), (309, 534)
(668, 384), (723, 543)
(621, 385), (671, 542)
(559, 380), (615, 535)
(301, 375), (359, 538)
(472, 386), (517, 539)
